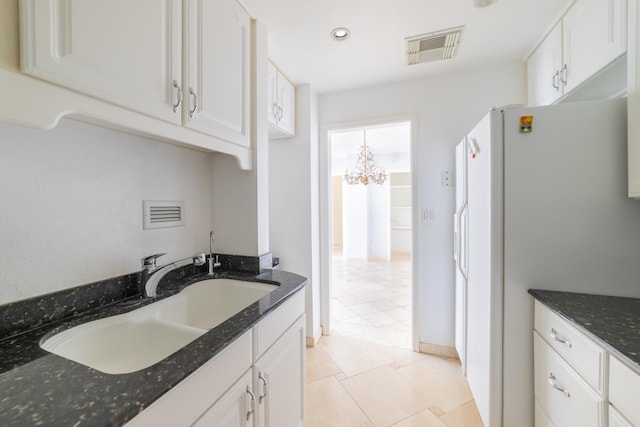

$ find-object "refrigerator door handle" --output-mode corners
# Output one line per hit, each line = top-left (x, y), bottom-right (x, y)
(456, 201), (469, 280)
(453, 213), (458, 262)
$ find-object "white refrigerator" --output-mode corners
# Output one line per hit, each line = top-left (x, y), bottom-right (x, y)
(453, 98), (640, 427)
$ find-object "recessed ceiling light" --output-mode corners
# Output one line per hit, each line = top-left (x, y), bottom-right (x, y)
(331, 27), (350, 41)
(474, 0), (497, 7)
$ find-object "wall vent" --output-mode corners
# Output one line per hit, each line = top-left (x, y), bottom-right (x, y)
(143, 200), (184, 230)
(406, 26), (464, 65)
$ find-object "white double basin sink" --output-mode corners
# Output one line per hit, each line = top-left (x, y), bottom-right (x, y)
(40, 279), (277, 375)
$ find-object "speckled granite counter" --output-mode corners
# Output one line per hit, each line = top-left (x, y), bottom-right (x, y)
(0, 264), (307, 426)
(529, 289), (640, 375)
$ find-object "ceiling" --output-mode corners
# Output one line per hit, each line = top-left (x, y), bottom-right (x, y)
(242, 0), (573, 94)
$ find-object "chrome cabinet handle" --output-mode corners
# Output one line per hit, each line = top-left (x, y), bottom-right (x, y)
(552, 70), (560, 90)
(560, 64), (568, 86)
(549, 328), (572, 348)
(172, 80), (182, 113)
(258, 372), (269, 404)
(272, 102), (279, 121)
(189, 87), (198, 119)
(246, 386), (256, 421)
(278, 105), (284, 121)
(547, 373), (571, 398)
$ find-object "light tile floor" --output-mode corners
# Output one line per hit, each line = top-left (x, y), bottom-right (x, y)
(305, 335), (484, 427)
(314, 250), (483, 426)
(331, 251), (412, 348)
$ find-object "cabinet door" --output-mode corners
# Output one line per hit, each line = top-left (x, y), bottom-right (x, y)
(609, 356), (640, 425)
(20, 0), (182, 124)
(255, 315), (305, 427)
(193, 370), (254, 427)
(527, 22), (563, 106)
(628, 0), (640, 198)
(185, 0), (251, 147)
(267, 62), (278, 127)
(533, 333), (605, 427)
(609, 405), (634, 427)
(125, 331), (252, 426)
(276, 73), (296, 136)
(562, 0), (627, 93)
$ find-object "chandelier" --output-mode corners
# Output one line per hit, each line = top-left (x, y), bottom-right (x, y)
(344, 130), (388, 186)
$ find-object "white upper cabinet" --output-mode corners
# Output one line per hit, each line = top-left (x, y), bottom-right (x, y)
(20, 0), (182, 124)
(185, 0), (251, 147)
(562, 0), (627, 94)
(267, 61), (278, 129)
(527, 0), (627, 106)
(20, 0), (252, 148)
(527, 22), (563, 107)
(267, 60), (295, 139)
(628, 0), (640, 198)
(276, 73), (295, 136)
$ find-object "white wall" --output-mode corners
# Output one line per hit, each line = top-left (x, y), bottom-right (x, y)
(331, 177), (342, 246)
(341, 181), (390, 259)
(342, 184), (368, 258)
(269, 84), (321, 341)
(0, 119), (213, 304)
(366, 182), (390, 259)
(319, 61), (526, 347)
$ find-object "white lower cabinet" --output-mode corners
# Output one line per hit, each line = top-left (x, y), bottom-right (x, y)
(126, 291), (306, 427)
(534, 398), (557, 427)
(125, 331), (253, 427)
(533, 332), (605, 427)
(533, 302), (606, 427)
(193, 370), (253, 427)
(534, 302), (606, 394)
(609, 405), (634, 427)
(534, 300), (640, 427)
(254, 315), (306, 427)
(609, 356), (640, 426)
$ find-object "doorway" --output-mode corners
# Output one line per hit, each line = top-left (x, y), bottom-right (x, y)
(324, 120), (414, 348)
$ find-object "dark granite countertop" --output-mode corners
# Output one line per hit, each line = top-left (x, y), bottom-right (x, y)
(529, 289), (640, 375)
(0, 266), (307, 426)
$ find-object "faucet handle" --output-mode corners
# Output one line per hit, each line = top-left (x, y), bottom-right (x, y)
(142, 252), (167, 271)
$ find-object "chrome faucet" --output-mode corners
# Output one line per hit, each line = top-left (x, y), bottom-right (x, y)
(141, 252), (206, 297)
(208, 230), (221, 275)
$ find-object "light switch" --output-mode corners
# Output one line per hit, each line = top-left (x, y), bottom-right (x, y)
(422, 209), (435, 222)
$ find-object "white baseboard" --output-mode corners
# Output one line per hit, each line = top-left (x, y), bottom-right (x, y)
(305, 327), (322, 347)
(418, 342), (459, 359)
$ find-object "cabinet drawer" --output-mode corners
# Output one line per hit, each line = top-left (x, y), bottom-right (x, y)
(535, 398), (557, 427)
(534, 332), (605, 427)
(255, 290), (305, 359)
(609, 356), (640, 425)
(126, 330), (252, 426)
(534, 301), (606, 393)
(609, 404), (635, 427)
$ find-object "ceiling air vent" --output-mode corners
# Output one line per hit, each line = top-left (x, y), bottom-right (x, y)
(143, 200), (184, 230)
(406, 26), (464, 65)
